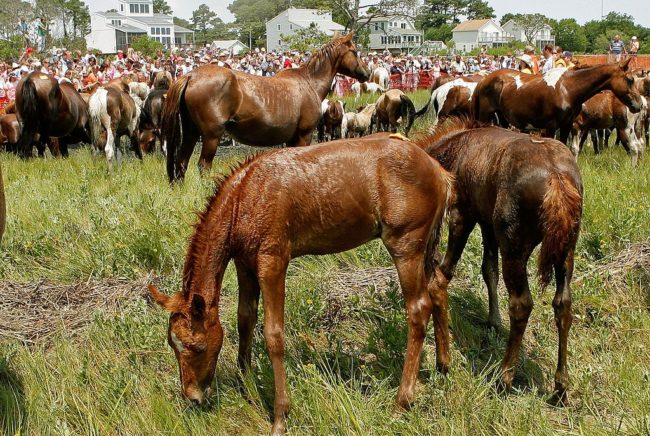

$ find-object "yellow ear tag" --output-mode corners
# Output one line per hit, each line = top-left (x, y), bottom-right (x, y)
(163, 94), (167, 98)
(389, 133), (409, 141)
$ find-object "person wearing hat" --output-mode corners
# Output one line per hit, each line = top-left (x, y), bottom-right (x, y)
(523, 46), (539, 74)
(561, 51), (575, 69)
(517, 54), (534, 74)
(629, 36), (639, 67)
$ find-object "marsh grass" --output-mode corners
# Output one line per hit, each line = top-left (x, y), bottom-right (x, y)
(1, 114), (650, 434)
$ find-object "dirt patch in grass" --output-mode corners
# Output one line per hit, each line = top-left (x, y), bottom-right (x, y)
(0, 275), (152, 344)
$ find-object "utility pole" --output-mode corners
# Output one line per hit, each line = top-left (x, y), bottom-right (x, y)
(601, 0), (604, 18)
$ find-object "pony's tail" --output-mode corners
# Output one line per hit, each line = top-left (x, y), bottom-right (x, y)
(17, 76), (40, 155)
(88, 88), (108, 149)
(414, 89), (433, 120)
(425, 164), (455, 277)
(400, 94), (416, 135)
(538, 173), (582, 289)
(162, 74), (190, 182)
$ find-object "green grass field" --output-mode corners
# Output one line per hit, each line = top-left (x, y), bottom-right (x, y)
(1, 92), (649, 434)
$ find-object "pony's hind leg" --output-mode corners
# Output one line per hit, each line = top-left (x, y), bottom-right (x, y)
(257, 254), (290, 435)
(480, 224), (501, 328)
(198, 136), (219, 174)
(499, 249), (534, 392)
(549, 249), (574, 405)
(235, 259), (261, 377)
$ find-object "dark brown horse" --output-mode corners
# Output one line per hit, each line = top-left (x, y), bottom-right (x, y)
(149, 134), (453, 433)
(473, 60), (643, 143)
(138, 89), (166, 153)
(417, 119), (583, 404)
(162, 32), (370, 182)
(89, 80), (142, 169)
(317, 98), (345, 142)
(15, 72), (90, 158)
(1, 113), (61, 156)
(374, 89), (416, 135)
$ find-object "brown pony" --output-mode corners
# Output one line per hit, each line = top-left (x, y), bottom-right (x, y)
(138, 89), (167, 153)
(15, 72), (91, 158)
(415, 79), (479, 125)
(152, 70), (173, 90)
(88, 80), (142, 169)
(1, 113), (61, 156)
(473, 60), (643, 143)
(149, 134), (453, 433)
(417, 119), (583, 404)
(374, 89), (416, 135)
(431, 74), (483, 91)
(317, 98), (345, 142)
(162, 33), (370, 182)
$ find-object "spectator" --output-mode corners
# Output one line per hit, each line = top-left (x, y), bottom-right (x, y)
(524, 46), (539, 74)
(449, 55), (467, 75)
(517, 54), (534, 74)
(37, 17), (49, 52)
(541, 44), (555, 73)
(610, 35), (625, 62)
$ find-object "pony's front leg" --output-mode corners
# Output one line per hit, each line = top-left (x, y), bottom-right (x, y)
(104, 127), (115, 171)
(257, 254), (289, 435)
(130, 129), (143, 160)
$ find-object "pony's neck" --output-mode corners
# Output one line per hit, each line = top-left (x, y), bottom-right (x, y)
(304, 55), (339, 101)
(564, 65), (619, 105)
(183, 198), (233, 308)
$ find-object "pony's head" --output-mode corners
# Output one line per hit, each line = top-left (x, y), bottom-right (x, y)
(149, 283), (223, 404)
(610, 58), (644, 113)
(333, 32), (370, 83)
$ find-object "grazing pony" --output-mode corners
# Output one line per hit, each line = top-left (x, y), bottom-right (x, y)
(417, 119), (583, 404)
(317, 98), (345, 142)
(152, 70), (173, 90)
(15, 72), (90, 158)
(89, 80), (142, 169)
(162, 32), (370, 182)
(138, 89), (166, 154)
(370, 66), (390, 89)
(149, 135), (453, 434)
(0, 114), (20, 152)
(374, 89), (416, 135)
(571, 90), (647, 164)
(351, 81), (385, 98)
(342, 103), (376, 138)
(415, 79), (478, 126)
(472, 61), (643, 144)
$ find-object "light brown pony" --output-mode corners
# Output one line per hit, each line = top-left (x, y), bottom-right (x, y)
(472, 60), (643, 143)
(571, 90), (647, 164)
(342, 103), (376, 138)
(162, 33), (370, 182)
(417, 119), (582, 404)
(88, 79), (142, 169)
(149, 135), (453, 434)
(374, 89), (416, 135)
(152, 70), (173, 90)
(317, 98), (345, 142)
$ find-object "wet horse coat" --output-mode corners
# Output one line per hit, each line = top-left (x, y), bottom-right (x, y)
(317, 99), (345, 142)
(374, 89), (416, 135)
(416, 79), (479, 126)
(473, 61), (643, 143)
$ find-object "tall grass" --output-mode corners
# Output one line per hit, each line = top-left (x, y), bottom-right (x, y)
(1, 123), (649, 434)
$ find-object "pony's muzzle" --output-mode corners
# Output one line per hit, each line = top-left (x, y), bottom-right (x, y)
(185, 385), (211, 405)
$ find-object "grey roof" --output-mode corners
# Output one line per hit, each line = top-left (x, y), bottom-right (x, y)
(129, 14), (174, 25)
(96, 11), (123, 18)
(110, 24), (146, 33)
(174, 25), (193, 33)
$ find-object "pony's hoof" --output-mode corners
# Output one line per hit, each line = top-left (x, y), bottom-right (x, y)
(271, 419), (286, 435)
(547, 389), (568, 407)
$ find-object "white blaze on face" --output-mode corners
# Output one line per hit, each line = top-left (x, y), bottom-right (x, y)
(170, 331), (186, 353)
(543, 68), (568, 88)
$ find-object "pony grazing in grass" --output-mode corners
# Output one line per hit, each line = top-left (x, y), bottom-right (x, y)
(149, 134), (453, 434)
(162, 32), (370, 182)
(417, 119), (583, 405)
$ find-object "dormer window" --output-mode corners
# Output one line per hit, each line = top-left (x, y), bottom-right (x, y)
(120, 4), (123, 11)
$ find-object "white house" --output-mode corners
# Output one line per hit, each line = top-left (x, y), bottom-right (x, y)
(85, 0), (194, 54)
(212, 40), (249, 55)
(265, 8), (345, 53)
(368, 16), (423, 54)
(452, 19), (513, 53)
(502, 19), (555, 50)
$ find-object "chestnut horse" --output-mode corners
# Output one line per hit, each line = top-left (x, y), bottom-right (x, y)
(138, 89), (166, 153)
(162, 33), (370, 182)
(15, 72), (90, 158)
(0, 114), (60, 156)
(417, 119), (583, 404)
(473, 60), (643, 143)
(149, 135), (453, 434)
(374, 89), (416, 135)
(317, 98), (345, 142)
(89, 80), (142, 169)
(415, 79), (479, 126)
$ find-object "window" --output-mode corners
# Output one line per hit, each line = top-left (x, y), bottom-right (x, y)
(381, 36), (387, 44)
(130, 4), (135, 13)
(277, 24), (281, 30)
(111, 19), (122, 26)
(278, 39), (281, 45)
(290, 24), (293, 30)
(401, 23), (406, 29)
(144, 4), (149, 13)
(120, 4), (123, 11)
(165, 28), (170, 35)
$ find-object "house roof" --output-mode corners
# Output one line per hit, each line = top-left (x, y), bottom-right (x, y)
(212, 40), (247, 49)
(267, 8), (343, 32)
(174, 25), (193, 33)
(96, 11), (123, 18)
(452, 19), (492, 32)
(109, 24), (146, 33)
(129, 14), (173, 25)
(291, 20), (344, 32)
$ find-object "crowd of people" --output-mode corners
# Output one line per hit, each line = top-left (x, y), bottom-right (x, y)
(0, 34), (638, 111)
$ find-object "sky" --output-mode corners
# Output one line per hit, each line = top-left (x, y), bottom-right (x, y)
(85, 0), (650, 26)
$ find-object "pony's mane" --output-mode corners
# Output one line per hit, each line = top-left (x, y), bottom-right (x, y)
(411, 117), (478, 168)
(181, 153), (262, 295)
(302, 34), (352, 74)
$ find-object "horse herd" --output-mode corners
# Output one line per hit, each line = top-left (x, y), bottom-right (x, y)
(0, 32), (644, 433)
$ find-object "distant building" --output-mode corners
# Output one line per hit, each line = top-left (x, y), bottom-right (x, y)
(212, 40), (248, 55)
(502, 19), (555, 50)
(367, 16), (423, 54)
(85, 0), (194, 54)
(452, 19), (513, 53)
(265, 8), (344, 53)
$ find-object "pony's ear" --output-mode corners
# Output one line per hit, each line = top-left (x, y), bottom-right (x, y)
(149, 283), (183, 312)
(332, 31), (340, 40)
(343, 32), (355, 42)
(619, 57), (632, 71)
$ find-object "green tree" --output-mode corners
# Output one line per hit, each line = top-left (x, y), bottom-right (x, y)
(65, 0), (90, 38)
(424, 23), (454, 42)
(418, 0), (468, 30)
(509, 13), (549, 45)
(552, 18), (587, 53)
(131, 35), (164, 56)
(191, 4), (217, 45)
(153, 0), (172, 15)
(465, 0), (494, 20)
(0, 35), (24, 59)
(500, 12), (515, 25)
(280, 22), (329, 52)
